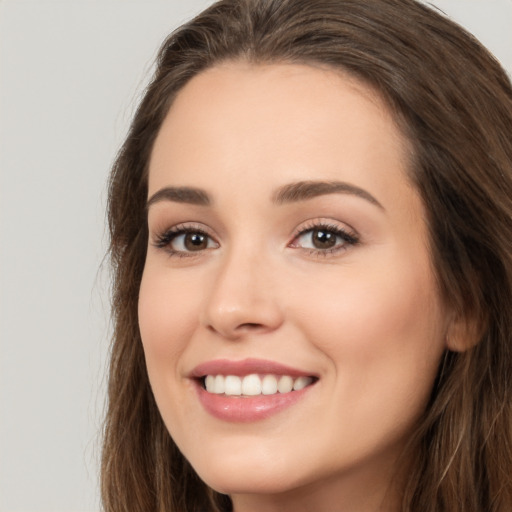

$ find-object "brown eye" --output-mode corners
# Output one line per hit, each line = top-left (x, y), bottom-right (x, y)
(311, 229), (337, 249)
(183, 232), (209, 251)
(157, 229), (218, 254)
(291, 224), (359, 254)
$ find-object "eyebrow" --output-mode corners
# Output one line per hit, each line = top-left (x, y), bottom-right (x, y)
(146, 186), (210, 209)
(146, 180), (384, 210)
(273, 180), (384, 209)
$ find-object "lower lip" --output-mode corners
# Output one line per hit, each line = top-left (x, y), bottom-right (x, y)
(194, 381), (314, 422)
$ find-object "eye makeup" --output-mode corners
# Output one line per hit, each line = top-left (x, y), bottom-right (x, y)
(151, 218), (359, 260)
(289, 220), (359, 257)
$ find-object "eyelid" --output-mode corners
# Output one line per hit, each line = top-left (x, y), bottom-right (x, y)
(151, 222), (219, 254)
(288, 218), (359, 255)
(290, 218), (358, 239)
(150, 218), (359, 259)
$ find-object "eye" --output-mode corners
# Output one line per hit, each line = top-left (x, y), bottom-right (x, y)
(171, 231), (215, 252)
(153, 225), (219, 255)
(290, 223), (358, 254)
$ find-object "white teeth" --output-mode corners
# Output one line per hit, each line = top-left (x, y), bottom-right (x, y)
(277, 375), (293, 393)
(242, 374), (262, 396)
(205, 375), (215, 392)
(224, 375), (242, 395)
(261, 375), (278, 395)
(203, 374), (314, 396)
(293, 376), (313, 391)
(213, 375), (225, 394)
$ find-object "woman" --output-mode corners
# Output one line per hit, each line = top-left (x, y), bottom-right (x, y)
(102, 0), (512, 510)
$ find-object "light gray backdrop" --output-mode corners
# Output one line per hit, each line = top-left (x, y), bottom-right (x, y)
(1, 1), (511, 511)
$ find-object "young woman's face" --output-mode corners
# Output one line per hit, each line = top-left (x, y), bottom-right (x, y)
(139, 63), (449, 510)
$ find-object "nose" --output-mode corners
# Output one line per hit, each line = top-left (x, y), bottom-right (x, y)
(200, 248), (284, 340)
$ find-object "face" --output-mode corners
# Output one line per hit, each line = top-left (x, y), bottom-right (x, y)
(139, 63), (450, 510)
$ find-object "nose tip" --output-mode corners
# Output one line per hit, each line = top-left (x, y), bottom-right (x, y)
(203, 299), (284, 340)
(201, 258), (284, 340)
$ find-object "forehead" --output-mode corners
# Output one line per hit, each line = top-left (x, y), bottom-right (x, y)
(148, 62), (416, 212)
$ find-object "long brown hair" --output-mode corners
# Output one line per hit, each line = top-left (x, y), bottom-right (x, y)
(102, 1), (512, 510)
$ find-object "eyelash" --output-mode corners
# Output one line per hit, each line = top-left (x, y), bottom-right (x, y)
(152, 221), (359, 258)
(153, 223), (216, 258)
(290, 222), (359, 257)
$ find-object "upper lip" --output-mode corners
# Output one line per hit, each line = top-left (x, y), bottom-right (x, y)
(190, 358), (317, 378)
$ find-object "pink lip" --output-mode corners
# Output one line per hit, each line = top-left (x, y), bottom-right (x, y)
(189, 358), (317, 423)
(190, 358), (316, 378)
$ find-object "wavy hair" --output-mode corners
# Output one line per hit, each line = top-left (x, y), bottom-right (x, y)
(102, 1), (512, 510)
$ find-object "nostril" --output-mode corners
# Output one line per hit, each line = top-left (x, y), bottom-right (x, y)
(241, 323), (263, 329)
(206, 322), (262, 335)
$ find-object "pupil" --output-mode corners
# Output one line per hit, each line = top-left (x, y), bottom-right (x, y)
(313, 229), (336, 249)
(185, 232), (207, 250)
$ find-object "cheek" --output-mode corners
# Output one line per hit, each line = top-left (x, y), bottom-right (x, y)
(138, 266), (198, 365)
(298, 247), (445, 354)
(319, 278), (441, 357)
(138, 265), (205, 435)
(291, 256), (446, 420)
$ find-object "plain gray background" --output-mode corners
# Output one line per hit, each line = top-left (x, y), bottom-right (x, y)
(1, 1), (511, 511)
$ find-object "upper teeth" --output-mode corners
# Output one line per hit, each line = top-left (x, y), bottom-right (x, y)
(204, 374), (314, 396)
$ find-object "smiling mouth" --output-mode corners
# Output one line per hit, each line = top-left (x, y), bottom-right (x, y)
(201, 374), (317, 396)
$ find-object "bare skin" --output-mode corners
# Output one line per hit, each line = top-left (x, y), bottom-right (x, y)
(139, 62), (452, 511)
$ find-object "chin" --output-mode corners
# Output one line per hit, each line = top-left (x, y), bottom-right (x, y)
(199, 467), (301, 496)
(184, 444), (308, 496)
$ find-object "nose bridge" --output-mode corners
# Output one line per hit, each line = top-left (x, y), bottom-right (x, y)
(201, 237), (283, 339)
